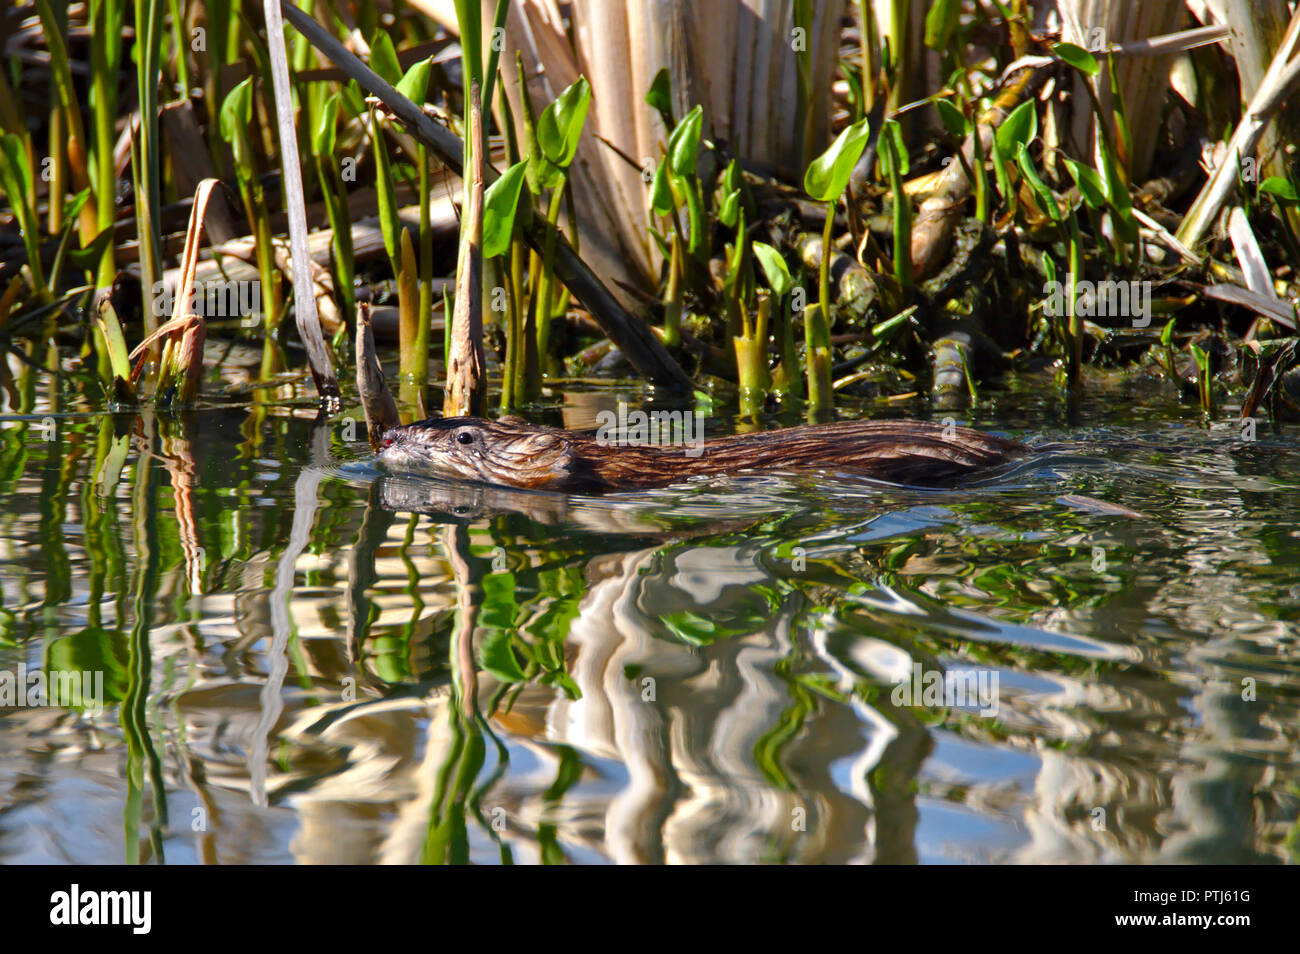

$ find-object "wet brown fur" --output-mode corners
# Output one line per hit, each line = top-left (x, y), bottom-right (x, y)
(378, 416), (1027, 493)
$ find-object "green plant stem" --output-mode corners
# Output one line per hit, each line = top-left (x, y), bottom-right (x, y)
(317, 157), (355, 322)
(417, 142), (433, 382)
(807, 205), (836, 412)
(1066, 212), (1084, 386)
(663, 236), (683, 348)
(134, 0), (165, 337)
(532, 175), (566, 378)
(735, 289), (771, 417)
(89, 0), (122, 287)
(508, 233), (528, 407)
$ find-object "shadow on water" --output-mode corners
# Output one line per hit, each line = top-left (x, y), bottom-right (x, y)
(2, 383), (1299, 863)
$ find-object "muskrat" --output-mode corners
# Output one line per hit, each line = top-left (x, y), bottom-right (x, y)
(377, 416), (1030, 493)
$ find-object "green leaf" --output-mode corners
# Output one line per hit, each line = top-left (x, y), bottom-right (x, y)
(94, 298), (132, 383)
(0, 133), (40, 289)
(925, 0), (961, 52)
(723, 157), (742, 196)
(482, 160), (528, 259)
(479, 630), (527, 682)
(668, 105), (704, 179)
(881, 118), (909, 176)
(1064, 157), (1106, 208)
(1016, 143), (1061, 222)
(752, 242), (792, 297)
(537, 76), (591, 169)
(936, 98), (967, 138)
(218, 76), (253, 147)
(645, 67), (673, 122)
(371, 108), (401, 274)
(313, 93), (339, 158)
(395, 55), (432, 105)
(0, 133), (32, 208)
(64, 225), (115, 271)
(718, 188), (740, 228)
(994, 100), (1036, 159)
(803, 115), (871, 202)
(1053, 41), (1099, 78)
(368, 30), (402, 87)
(1260, 176), (1300, 204)
(650, 160), (674, 215)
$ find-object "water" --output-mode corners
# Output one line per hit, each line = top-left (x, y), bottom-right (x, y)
(2, 371), (1298, 864)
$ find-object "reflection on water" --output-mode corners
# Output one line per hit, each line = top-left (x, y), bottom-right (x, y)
(2, 379), (1299, 864)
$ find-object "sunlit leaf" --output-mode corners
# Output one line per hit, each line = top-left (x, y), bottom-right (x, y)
(368, 30), (402, 87)
(651, 160), (674, 215)
(313, 94), (339, 158)
(645, 67), (673, 123)
(753, 241), (792, 297)
(994, 100), (1037, 159)
(482, 160), (528, 259)
(1064, 157), (1106, 208)
(396, 55), (433, 105)
(537, 76), (591, 169)
(718, 188), (740, 228)
(1053, 41), (1099, 77)
(1260, 176), (1300, 204)
(804, 115), (871, 202)
(668, 104), (704, 179)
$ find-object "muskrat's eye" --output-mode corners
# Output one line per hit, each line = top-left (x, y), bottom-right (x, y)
(456, 430), (474, 445)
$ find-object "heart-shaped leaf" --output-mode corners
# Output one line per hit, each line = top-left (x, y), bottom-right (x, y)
(1053, 41), (1099, 78)
(368, 30), (402, 86)
(668, 105), (704, 179)
(218, 77), (254, 168)
(752, 242), (792, 298)
(994, 100), (1037, 159)
(1064, 157), (1106, 209)
(482, 160), (528, 258)
(1260, 176), (1300, 204)
(396, 55), (432, 105)
(718, 188), (740, 228)
(537, 76), (591, 169)
(1016, 143), (1061, 222)
(650, 159), (675, 215)
(804, 115), (871, 202)
(645, 67), (673, 126)
(936, 97), (967, 138)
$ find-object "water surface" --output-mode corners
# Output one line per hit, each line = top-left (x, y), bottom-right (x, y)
(2, 373), (1298, 864)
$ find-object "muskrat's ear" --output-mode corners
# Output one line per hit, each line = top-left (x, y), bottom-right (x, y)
(498, 414), (529, 425)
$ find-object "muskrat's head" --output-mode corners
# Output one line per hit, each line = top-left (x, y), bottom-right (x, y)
(376, 415), (603, 491)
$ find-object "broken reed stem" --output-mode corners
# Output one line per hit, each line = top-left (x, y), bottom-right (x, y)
(445, 80), (486, 418)
(355, 302), (401, 448)
(262, 0), (341, 405)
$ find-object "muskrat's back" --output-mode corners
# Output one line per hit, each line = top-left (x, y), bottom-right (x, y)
(377, 416), (1028, 493)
